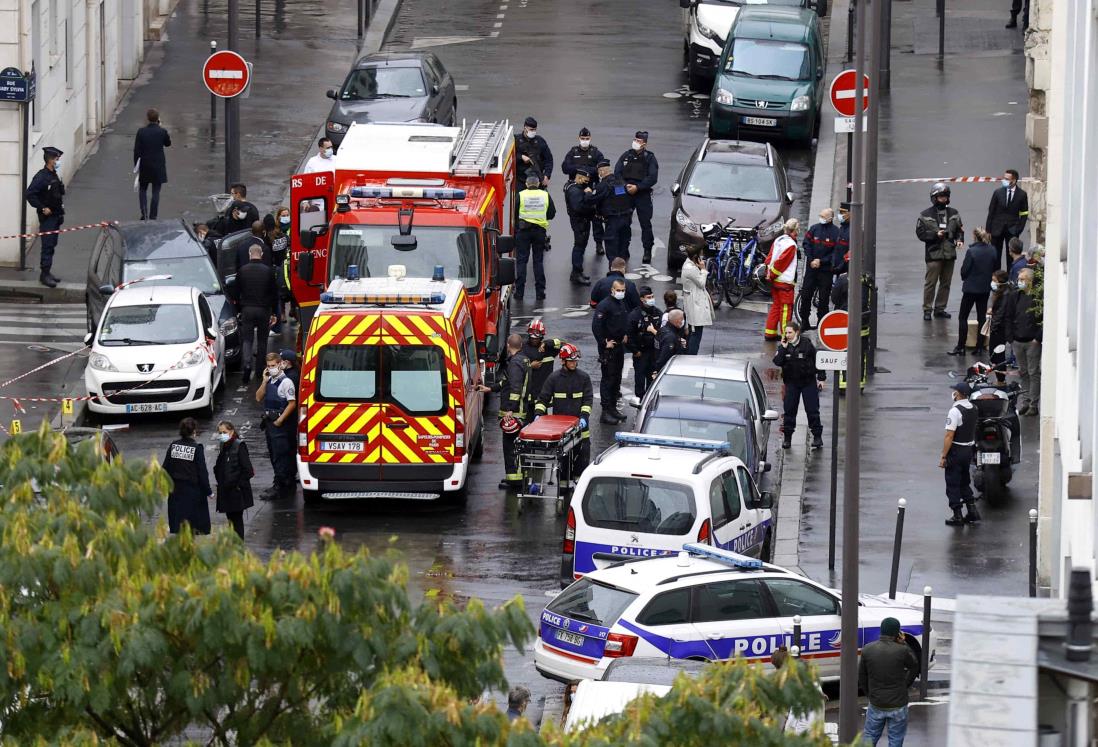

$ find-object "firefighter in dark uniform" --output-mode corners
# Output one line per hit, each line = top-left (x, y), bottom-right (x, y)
(799, 207), (841, 330)
(592, 278), (631, 424)
(626, 285), (662, 400)
(834, 201), (851, 276)
(772, 320), (825, 451)
(522, 319), (564, 417)
(163, 417), (212, 535)
(479, 334), (530, 490)
(564, 167), (596, 286)
(941, 381), (980, 526)
(614, 131), (659, 265)
(24, 146), (66, 288)
(588, 159), (633, 265)
(535, 343), (594, 480)
(561, 127), (606, 255)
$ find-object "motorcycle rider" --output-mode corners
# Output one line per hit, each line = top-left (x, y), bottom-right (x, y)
(535, 344), (594, 481)
(478, 334), (530, 490)
(941, 381), (980, 526)
(916, 183), (965, 321)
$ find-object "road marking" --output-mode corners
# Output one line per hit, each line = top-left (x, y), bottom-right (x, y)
(491, 31), (500, 37)
(410, 36), (485, 49)
(496, 13), (506, 18)
(493, 21), (503, 27)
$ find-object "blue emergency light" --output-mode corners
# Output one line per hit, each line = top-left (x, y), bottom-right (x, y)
(320, 290), (447, 305)
(682, 543), (764, 569)
(432, 265), (445, 282)
(614, 432), (730, 452)
(346, 264), (360, 281)
(350, 185), (467, 200)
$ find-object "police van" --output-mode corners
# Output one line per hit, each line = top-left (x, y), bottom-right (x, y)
(560, 433), (773, 587)
(535, 544), (936, 684)
(296, 267), (485, 503)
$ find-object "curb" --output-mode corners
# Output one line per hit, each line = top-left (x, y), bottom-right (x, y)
(0, 278), (86, 304)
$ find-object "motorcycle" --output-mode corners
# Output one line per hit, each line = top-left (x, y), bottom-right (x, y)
(964, 350), (1021, 505)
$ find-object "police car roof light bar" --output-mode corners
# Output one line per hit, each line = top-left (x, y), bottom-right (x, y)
(320, 291), (447, 306)
(614, 432), (730, 452)
(350, 185), (467, 200)
(682, 543), (764, 570)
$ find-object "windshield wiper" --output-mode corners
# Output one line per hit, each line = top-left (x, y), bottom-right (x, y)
(566, 610), (600, 623)
(731, 70), (759, 78)
(755, 74), (797, 81)
(100, 338), (165, 345)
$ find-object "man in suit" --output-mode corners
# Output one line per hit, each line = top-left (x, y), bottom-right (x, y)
(985, 169), (1029, 269)
(133, 108), (171, 220)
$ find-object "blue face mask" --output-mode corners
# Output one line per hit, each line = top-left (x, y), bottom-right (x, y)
(217, 432), (231, 443)
(279, 216), (291, 226)
(1001, 179), (1011, 189)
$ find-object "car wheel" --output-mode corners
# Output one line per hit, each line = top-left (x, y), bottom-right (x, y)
(471, 427), (485, 460)
(450, 100), (458, 126)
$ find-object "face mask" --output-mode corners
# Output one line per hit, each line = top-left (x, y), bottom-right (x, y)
(525, 129), (537, 139)
(323, 148), (334, 158)
(1001, 179), (1011, 189)
(579, 139), (591, 149)
(642, 298), (654, 307)
(990, 281), (1000, 291)
(821, 216), (832, 224)
(612, 290), (625, 301)
(838, 214), (846, 224)
(267, 366), (281, 378)
(631, 141), (643, 151)
(54, 161), (62, 177)
(279, 216), (291, 226)
(217, 433), (231, 443)
(1017, 280), (1026, 290)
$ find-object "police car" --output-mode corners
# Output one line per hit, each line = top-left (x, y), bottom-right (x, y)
(560, 433), (773, 587)
(535, 544), (936, 684)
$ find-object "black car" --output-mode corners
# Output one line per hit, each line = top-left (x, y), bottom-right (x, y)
(325, 52), (457, 149)
(667, 139), (793, 271)
(85, 220), (249, 368)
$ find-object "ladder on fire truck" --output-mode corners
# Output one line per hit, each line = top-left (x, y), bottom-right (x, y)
(450, 119), (510, 177)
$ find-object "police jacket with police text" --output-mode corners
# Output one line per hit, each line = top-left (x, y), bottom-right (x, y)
(561, 145), (605, 181)
(493, 350), (530, 419)
(916, 204), (964, 262)
(614, 150), (659, 194)
(515, 134), (554, 179)
(592, 296), (630, 349)
(626, 305), (662, 353)
(535, 367), (593, 419)
(803, 221), (841, 270)
(589, 174), (632, 217)
(522, 338), (562, 400)
(773, 336), (826, 385)
(564, 181), (596, 219)
(163, 437), (212, 496)
(654, 323), (688, 371)
(25, 167), (65, 219)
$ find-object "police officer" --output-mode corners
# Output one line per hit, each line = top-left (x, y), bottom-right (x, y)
(561, 128), (606, 255)
(654, 309), (689, 373)
(24, 146), (66, 288)
(255, 351), (297, 500)
(535, 343), (594, 480)
(478, 334), (530, 489)
(772, 320), (825, 450)
(521, 319), (564, 417)
(234, 243), (279, 383)
(941, 381), (980, 526)
(563, 168), (597, 286)
(593, 278), (630, 424)
(589, 159), (633, 264)
(800, 207), (841, 330)
(514, 173), (556, 302)
(279, 349), (299, 390)
(163, 417), (212, 535)
(614, 131), (659, 265)
(626, 286), (661, 400)
(515, 116), (554, 185)
(589, 257), (641, 309)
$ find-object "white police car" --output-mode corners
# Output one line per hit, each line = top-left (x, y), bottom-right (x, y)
(560, 433), (773, 587)
(535, 544), (936, 684)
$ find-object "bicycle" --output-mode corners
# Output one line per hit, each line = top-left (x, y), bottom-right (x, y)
(702, 219), (768, 308)
(700, 220), (736, 309)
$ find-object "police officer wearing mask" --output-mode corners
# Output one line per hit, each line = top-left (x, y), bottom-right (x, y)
(24, 146), (65, 288)
(614, 131), (659, 265)
(592, 279), (631, 424)
(941, 381), (980, 526)
(478, 333), (530, 489)
(535, 343), (594, 481)
(521, 319), (564, 416)
(589, 159), (633, 264)
(515, 173), (556, 301)
(916, 182), (965, 321)
(515, 116), (553, 186)
(562, 128), (606, 255)
(255, 351), (297, 500)
(564, 167), (596, 286)
(800, 208), (841, 330)
(654, 309), (689, 372)
(163, 417), (212, 535)
(626, 286), (662, 399)
(772, 321), (825, 451)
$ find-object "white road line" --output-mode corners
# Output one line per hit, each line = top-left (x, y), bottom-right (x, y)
(0, 315), (85, 325)
(496, 13), (506, 18)
(493, 21), (503, 27)
(490, 30), (500, 37)
(0, 327), (86, 338)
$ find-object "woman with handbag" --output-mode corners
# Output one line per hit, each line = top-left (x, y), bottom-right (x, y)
(950, 227), (998, 357)
(213, 420), (254, 538)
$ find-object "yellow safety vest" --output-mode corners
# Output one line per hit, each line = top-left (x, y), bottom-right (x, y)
(518, 189), (550, 229)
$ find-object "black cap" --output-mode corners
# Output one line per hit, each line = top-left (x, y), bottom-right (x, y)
(579, 127), (591, 137)
(280, 349), (297, 362)
(638, 285), (654, 297)
(634, 131), (649, 142)
(575, 166), (593, 178)
(43, 146), (63, 159)
(596, 158), (611, 168)
(839, 201), (851, 211)
(951, 382), (972, 397)
(524, 116), (538, 128)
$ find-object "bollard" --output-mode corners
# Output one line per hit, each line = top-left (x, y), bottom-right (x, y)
(846, 0), (855, 63)
(792, 615), (802, 657)
(888, 498), (907, 599)
(920, 586), (932, 699)
(790, 644), (801, 661)
(255, 0), (261, 38)
(357, 0), (364, 38)
(1029, 509), (1039, 597)
(936, 0), (945, 57)
(209, 41), (217, 121)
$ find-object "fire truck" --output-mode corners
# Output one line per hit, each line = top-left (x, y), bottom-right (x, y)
(288, 119), (517, 376)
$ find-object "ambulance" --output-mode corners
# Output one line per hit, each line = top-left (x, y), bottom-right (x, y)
(296, 267), (485, 503)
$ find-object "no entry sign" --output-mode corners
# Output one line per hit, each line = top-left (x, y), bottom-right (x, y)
(203, 50), (250, 98)
(816, 310), (849, 352)
(829, 70), (870, 118)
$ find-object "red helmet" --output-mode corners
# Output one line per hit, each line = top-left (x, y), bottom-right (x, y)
(527, 319), (546, 338)
(500, 415), (522, 435)
(559, 343), (581, 362)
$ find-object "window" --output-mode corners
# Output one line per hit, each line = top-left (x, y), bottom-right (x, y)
(64, 18), (72, 88)
(546, 578), (639, 627)
(736, 468), (756, 512)
(749, 369), (768, 417)
(581, 477), (697, 536)
(643, 416), (750, 464)
(328, 224), (481, 290)
(48, 0), (57, 56)
(462, 320), (478, 381)
(764, 579), (840, 617)
(722, 470), (742, 519)
(198, 296), (213, 333)
(693, 580), (770, 623)
(31, 0), (41, 130)
(709, 478), (732, 530)
(339, 66), (427, 100)
(315, 344), (445, 414)
(637, 588), (691, 626)
(656, 374), (750, 404)
(388, 346), (445, 414)
(124, 256), (221, 295)
(92, 233), (110, 280)
(298, 198), (328, 233)
(98, 304), (198, 346)
(317, 346), (378, 401)
(726, 39), (811, 81)
(685, 162), (779, 202)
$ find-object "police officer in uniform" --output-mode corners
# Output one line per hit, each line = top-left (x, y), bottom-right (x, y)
(24, 146), (66, 288)
(592, 278), (631, 424)
(799, 208), (841, 330)
(515, 173), (556, 301)
(772, 321), (825, 450)
(255, 351), (297, 500)
(561, 128), (606, 255)
(515, 116), (554, 185)
(535, 343), (594, 481)
(941, 381), (980, 526)
(563, 167), (596, 286)
(521, 319), (564, 417)
(478, 334), (530, 489)
(626, 286), (662, 400)
(614, 131), (659, 265)
(589, 160), (633, 264)
(163, 417), (212, 535)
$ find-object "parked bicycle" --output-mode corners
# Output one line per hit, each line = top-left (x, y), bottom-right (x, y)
(700, 219), (768, 308)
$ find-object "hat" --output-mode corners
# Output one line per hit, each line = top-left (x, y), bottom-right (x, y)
(575, 166), (593, 178)
(578, 127), (591, 137)
(638, 285), (654, 297)
(634, 131), (649, 142)
(951, 382), (972, 397)
(839, 201), (851, 211)
(524, 116), (538, 128)
(280, 349), (296, 362)
(43, 146), (63, 159)
(880, 617), (902, 638)
(596, 158), (611, 168)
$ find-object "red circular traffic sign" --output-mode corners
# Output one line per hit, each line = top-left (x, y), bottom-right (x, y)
(817, 310), (849, 352)
(829, 70), (870, 117)
(203, 50), (250, 98)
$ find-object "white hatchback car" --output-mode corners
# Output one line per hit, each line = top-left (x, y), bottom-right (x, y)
(84, 284), (225, 416)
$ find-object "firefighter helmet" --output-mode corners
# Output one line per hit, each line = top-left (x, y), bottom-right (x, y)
(500, 415), (522, 435)
(559, 343), (581, 362)
(527, 318), (546, 338)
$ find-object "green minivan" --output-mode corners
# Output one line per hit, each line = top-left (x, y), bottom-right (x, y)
(708, 6), (824, 145)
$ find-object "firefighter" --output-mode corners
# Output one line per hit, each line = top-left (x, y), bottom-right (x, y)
(535, 343), (594, 480)
(592, 279), (631, 423)
(588, 159), (633, 265)
(515, 173), (556, 302)
(799, 207), (840, 330)
(626, 285), (661, 400)
(522, 319), (565, 417)
(764, 219), (800, 341)
(478, 334), (530, 490)
(614, 131), (659, 264)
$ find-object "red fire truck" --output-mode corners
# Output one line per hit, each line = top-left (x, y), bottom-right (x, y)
(288, 119), (517, 374)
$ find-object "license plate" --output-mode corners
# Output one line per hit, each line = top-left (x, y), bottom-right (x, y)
(743, 116), (778, 127)
(555, 629), (584, 647)
(321, 440), (365, 453)
(978, 452), (1001, 465)
(125, 403), (167, 413)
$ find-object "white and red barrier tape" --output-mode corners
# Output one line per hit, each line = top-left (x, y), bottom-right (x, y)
(0, 221), (114, 241)
(874, 176), (1035, 185)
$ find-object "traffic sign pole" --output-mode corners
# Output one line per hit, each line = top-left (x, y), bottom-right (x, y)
(226, 3), (241, 190)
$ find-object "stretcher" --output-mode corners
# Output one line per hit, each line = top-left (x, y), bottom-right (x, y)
(515, 415), (582, 509)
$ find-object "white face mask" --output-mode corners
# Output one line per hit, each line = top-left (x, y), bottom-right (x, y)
(267, 366), (281, 378)
(1017, 280), (1027, 290)
(990, 281), (1000, 291)
(612, 290), (626, 301)
(838, 213), (846, 224)
(279, 216), (291, 226)
(631, 141), (643, 151)
(217, 432), (231, 443)
(579, 139), (591, 149)
(642, 298), (654, 307)
(323, 147), (334, 158)
(821, 216), (832, 224)
(525, 129), (537, 139)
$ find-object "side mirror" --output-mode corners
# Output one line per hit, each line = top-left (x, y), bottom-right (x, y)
(759, 460), (772, 474)
(762, 409), (779, 421)
(83, 332), (93, 346)
(224, 275), (237, 289)
(496, 235), (515, 255)
(496, 256), (516, 287)
(207, 327), (218, 340)
(755, 491), (775, 510)
(431, 84), (440, 95)
(298, 252), (315, 282)
(98, 284), (115, 296)
(671, 182), (681, 197)
(326, 88), (338, 100)
(786, 191), (795, 204)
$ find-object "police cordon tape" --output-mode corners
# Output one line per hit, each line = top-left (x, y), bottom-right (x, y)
(874, 176), (1034, 185)
(0, 220), (114, 241)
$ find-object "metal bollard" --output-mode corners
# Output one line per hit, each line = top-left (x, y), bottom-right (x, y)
(936, 0), (946, 57)
(888, 498), (907, 599)
(1029, 509), (1039, 597)
(920, 586), (932, 699)
(846, 0), (855, 63)
(792, 615), (802, 657)
(357, 0), (364, 38)
(209, 41), (217, 120)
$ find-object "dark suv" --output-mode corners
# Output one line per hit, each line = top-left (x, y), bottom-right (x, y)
(666, 139), (793, 271)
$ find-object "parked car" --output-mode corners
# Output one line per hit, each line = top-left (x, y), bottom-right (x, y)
(85, 220), (243, 369)
(325, 52), (457, 149)
(708, 6), (826, 145)
(667, 139), (793, 270)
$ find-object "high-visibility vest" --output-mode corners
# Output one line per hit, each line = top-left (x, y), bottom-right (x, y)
(518, 189), (550, 228)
